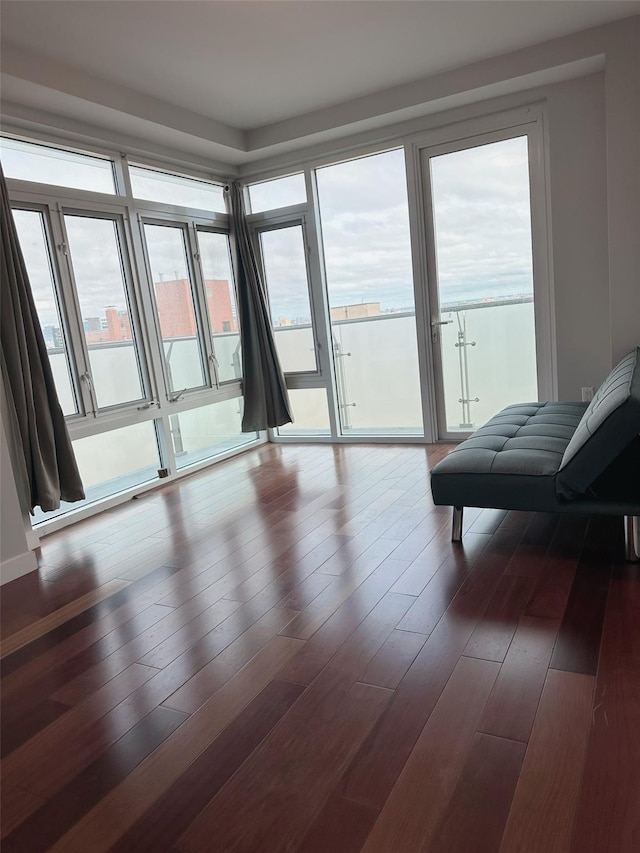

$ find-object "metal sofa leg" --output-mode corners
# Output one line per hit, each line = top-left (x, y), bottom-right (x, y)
(452, 506), (463, 543)
(624, 516), (640, 562)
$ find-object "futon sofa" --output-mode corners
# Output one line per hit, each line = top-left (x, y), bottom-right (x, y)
(430, 348), (640, 560)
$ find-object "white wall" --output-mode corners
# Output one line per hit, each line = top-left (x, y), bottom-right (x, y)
(546, 73), (611, 398)
(0, 419), (37, 585)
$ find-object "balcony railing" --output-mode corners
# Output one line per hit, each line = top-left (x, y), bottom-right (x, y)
(45, 296), (537, 436)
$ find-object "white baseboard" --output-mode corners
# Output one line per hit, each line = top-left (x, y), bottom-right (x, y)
(25, 528), (40, 550)
(1, 549), (38, 585)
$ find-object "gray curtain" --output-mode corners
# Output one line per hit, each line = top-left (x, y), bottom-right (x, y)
(0, 164), (84, 512)
(227, 181), (293, 431)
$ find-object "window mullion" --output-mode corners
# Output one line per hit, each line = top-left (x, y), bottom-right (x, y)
(188, 222), (217, 388)
(111, 213), (155, 406)
(305, 169), (340, 439)
(135, 214), (175, 403)
(50, 202), (98, 416)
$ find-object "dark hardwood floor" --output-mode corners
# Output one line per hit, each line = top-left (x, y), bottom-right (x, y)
(1, 443), (637, 852)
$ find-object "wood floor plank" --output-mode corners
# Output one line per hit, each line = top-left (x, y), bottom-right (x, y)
(108, 680), (304, 853)
(392, 531), (490, 598)
(361, 656), (500, 853)
(396, 553), (477, 634)
(161, 605), (299, 713)
(499, 669), (595, 853)
(175, 591), (414, 850)
(0, 784), (45, 839)
(504, 512), (561, 577)
(2, 603), (173, 723)
(47, 635), (304, 853)
(2, 663), (159, 798)
(178, 681), (393, 853)
(550, 516), (617, 676)
(463, 574), (535, 662)
(0, 592), (173, 716)
(526, 515), (590, 619)
(0, 580), (131, 657)
(1, 698), (69, 758)
(0, 564), (181, 677)
(1, 705), (187, 853)
(478, 615), (560, 743)
(295, 794), (380, 853)
(339, 532), (522, 811)
(570, 577), (640, 853)
(277, 560), (413, 685)
(427, 732), (526, 853)
(280, 553), (409, 643)
(360, 628), (427, 690)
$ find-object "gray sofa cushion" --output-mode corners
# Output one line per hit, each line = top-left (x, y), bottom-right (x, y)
(430, 401), (587, 510)
(556, 348), (640, 499)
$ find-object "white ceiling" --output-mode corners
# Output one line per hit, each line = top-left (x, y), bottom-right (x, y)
(1, 1), (639, 166)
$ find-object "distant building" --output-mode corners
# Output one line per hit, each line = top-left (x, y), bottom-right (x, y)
(80, 278), (236, 346)
(105, 307), (132, 341)
(83, 317), (102, 332)
(42, 324), (63, 349)
(155, 278), (236, 337)
(330, 302), (381, 321)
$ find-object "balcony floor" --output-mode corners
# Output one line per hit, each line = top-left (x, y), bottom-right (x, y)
(1, 443), (635, 852)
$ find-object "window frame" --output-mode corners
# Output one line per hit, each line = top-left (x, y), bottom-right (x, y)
(2, 134), (263, 535)
(58, 204), (153, 414)
(139, 214), (214, 399)
(193, 224), (243, 387)
(9, 200), (85, 418)
(129, 162), (227, 215)
(253, 215), (322, 379)
(0, 132), (119, 196)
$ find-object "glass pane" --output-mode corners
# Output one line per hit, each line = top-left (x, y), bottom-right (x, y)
(260, 226), (317, 373)
(277, 389), (331, 436)
(143, 223), (206, 391)
(130, 166), (225, 212)
(316, 149), (423, 435)
(248, 174), (306, 213)
(12, 209), (78, 416)
(64, 215), (145, 408)
(197, 231), (242, 383)
(171, 398), (257, 469)
(1, 137), (115, 193)
(32, 421), (159, 522)
(430, 136), (537, 432)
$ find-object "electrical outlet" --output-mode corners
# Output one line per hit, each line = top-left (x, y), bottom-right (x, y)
(581, 386), (594, 402)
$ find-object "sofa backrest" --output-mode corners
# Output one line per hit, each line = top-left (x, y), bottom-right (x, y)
(556, 348), (640, 499)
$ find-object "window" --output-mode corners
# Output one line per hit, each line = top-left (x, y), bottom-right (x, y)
(315, 149), (423, 435)
(170, 398), (255, 469)
(143, 222), (207, 393)
(277, 389), (331, 436)
(130, 165), (225, 212)
(64, 214), (147, 409)
(428, 135), (537, 432)
(31, 421), (161, 522)
(1, 137), (116, 194)
(248, 174), (306, 213)
(259, 225), (317, 373)
(3, 133), (256, 529)
(11, 208), (78, 415)
(196, 230), (242, 383)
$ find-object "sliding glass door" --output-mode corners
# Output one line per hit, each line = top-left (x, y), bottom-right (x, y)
(423, 132), (540, 437)
(315, 149), (423, 435)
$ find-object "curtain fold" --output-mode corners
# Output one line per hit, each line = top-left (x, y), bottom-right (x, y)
(0, 163), (84, 512)
(227, 181), (293, 432)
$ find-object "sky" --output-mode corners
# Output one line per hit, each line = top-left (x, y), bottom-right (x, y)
(6, 135), (534, 332)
